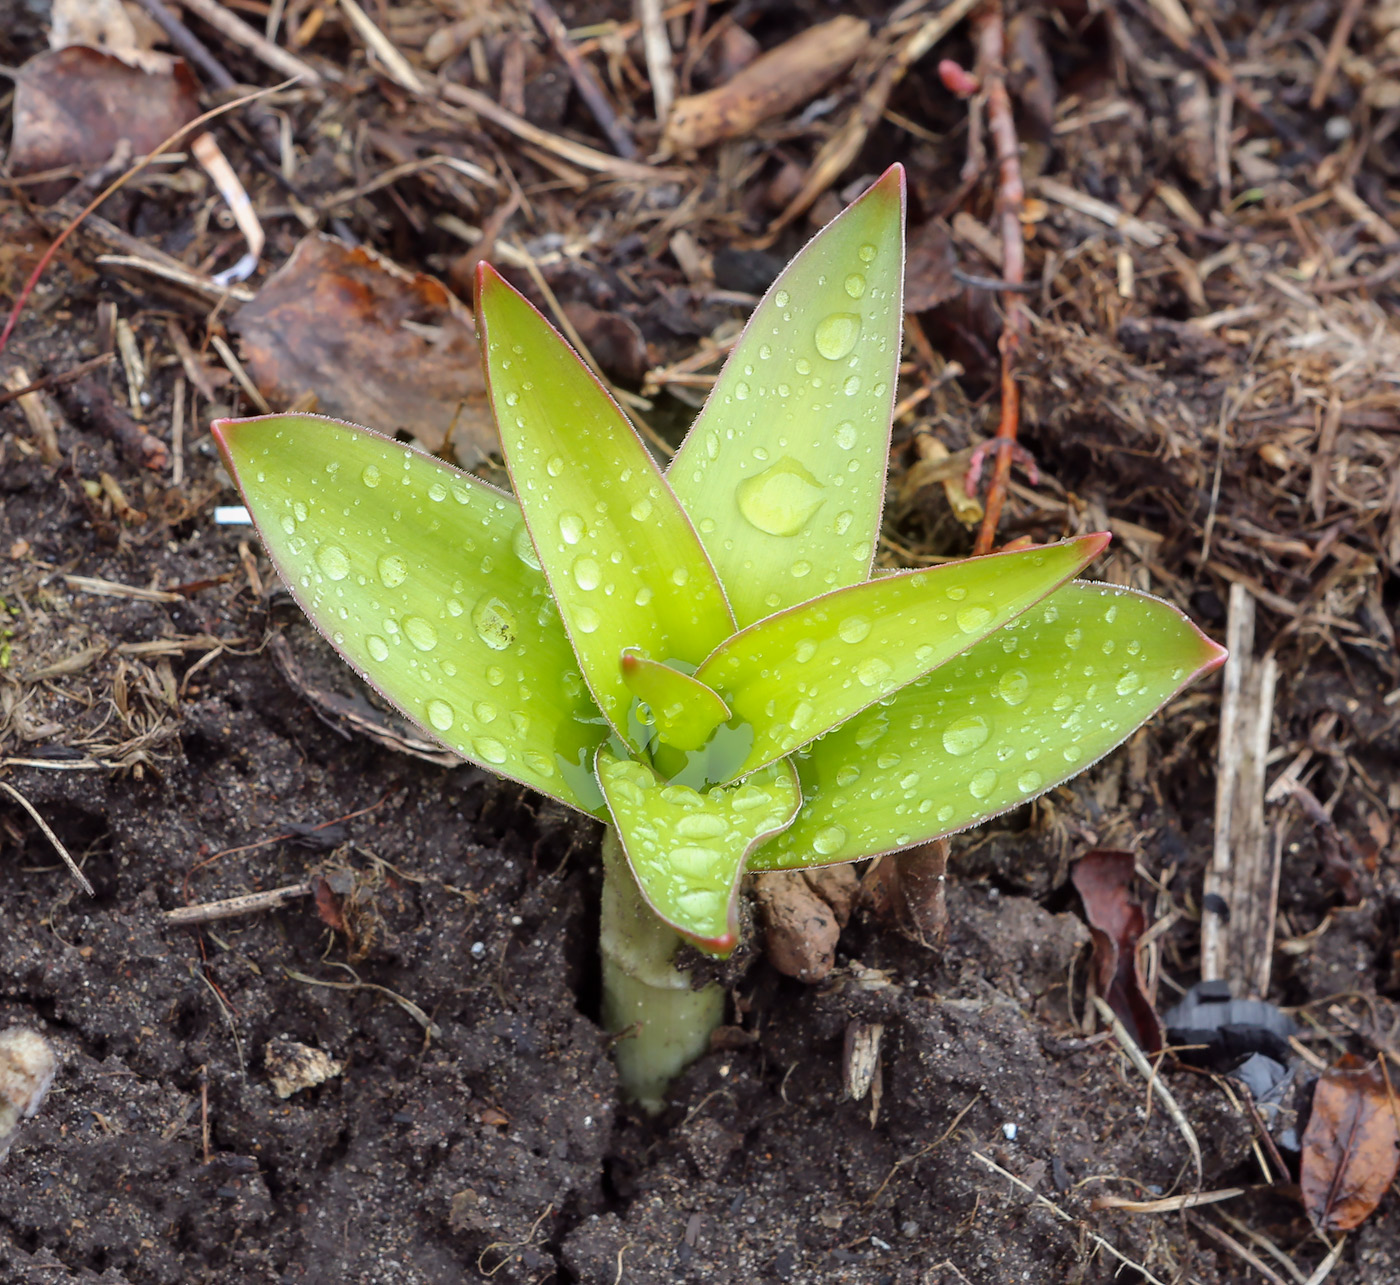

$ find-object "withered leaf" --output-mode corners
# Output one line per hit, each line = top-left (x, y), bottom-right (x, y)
(1301, 1055), (1400, 1234)
(1071, 849), (1163, 1052)
(231, 235), (499, 466)
(9, 47), (199, 189)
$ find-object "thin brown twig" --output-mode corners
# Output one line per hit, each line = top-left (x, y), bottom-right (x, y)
(0, 353), (114, 408)
(529, 0), (637, 158)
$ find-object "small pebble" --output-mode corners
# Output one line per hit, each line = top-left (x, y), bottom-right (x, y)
(1002, 1121), (1018, 1141)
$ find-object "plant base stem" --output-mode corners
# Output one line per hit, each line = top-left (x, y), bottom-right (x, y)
(599, 827), (724, 1111)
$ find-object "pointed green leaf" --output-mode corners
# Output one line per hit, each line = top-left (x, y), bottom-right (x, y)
(752, 582), (1227, 869)
(620, 651), (731, 753)
(668, 165), (904, 627)
(596, 746), (800, 953)
(476, 266), (734, 746)
(212, 413), (608, 814)
(696, 534), (1109, 779)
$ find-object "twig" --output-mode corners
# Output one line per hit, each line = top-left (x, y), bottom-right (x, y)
(284, 965), (441, 1038)
(637, 0), (676, 124)
(0, 353), (114, 408)
(172, 0), (323, 86)
(163, 882), (313, 925)
(336, 0), (426, 94)
(966, 0), (1029, 557)
(969, 1150), (1170, 1285)
(529, 0), (637, 158)
(1186, 1214), (1290, 1285)
(1093, 1188), (1245, 1213)
(1309, 0), (1366, 112)
(1092, 995), (1203, 1187)
(0, 782), (95, 896)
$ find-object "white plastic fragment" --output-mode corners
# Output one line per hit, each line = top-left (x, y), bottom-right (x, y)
(215, 506), (252, 525)
(0, 1027), (57, 1161)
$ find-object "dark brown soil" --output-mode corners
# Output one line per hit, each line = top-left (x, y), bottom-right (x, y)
(4, 1), (1400, 1281)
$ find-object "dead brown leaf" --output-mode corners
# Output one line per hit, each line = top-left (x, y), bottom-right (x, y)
(1071, 849), (1163, 1053)
(231, 235), (499, 466)
(1301, 1055), (1400, 1234)
(8, 47), (199, 181)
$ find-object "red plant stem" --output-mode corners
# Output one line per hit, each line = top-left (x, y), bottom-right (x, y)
(970, 0), (1027, 557)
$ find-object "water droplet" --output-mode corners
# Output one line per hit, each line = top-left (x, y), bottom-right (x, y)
(946, 586), (968, 602)
(634, 585), (653, 607)
(844, 273), (866, 299)
(377, 554), (408, 587)
(856, 656), (892, 687)
(473, 701), (498, 724)
(280, 513), (296, 535)
(956, 605), (992, 634)
(367, 635), (389, 662)
(730, 785), (770, 811)
(471, 596), (517, 651)
(504, 391), (519, 407)
(1116, 670), (1141, 696)
(795, 640), (817, 663)
(812, 825), (847, 856)
(486, 666), (505, 686)
(427, 481), (447, 502)
(998, 670), (1030, 706)
(1065, 629), (1083, 650)
(736, 457), (825, 537)
(559, 512), (584, 545)
(937, 803), (955, 824)
(969, 768), (998, 799)
(842, 374), (862, 396)
(858, 243), (877, 263)
(511, 523), (541, 569)
(834, 510), (853, 535)
(473, 738), (508, 765)
(774, 289), (790, 307)
(451, 484), (471, 505)
(791, 560), (811, 578)
(789, 701), (815, 731)
(524, 752), (555, 778)
(546, 455), (564, 478)
(675, 813), (727, 839)
(704, 431), (720, 460)
(814, 312), (861, 361)
(734, 381), (750, 401)
(315, 544), (350, 581)
(839, 616), (872, 644)
(834, 422), (858, 451)
(630, 497), (653, 521)
(575, 605), (600, 633)
(671, 566), (689, 587)
(1017, 770), (1042, 793)
(361, 464), (382, 488)
(572, 557), (601, 591)
(403, 617), (438, 651)
(427, 699), (454, 731)
(943, 714), (991, 756)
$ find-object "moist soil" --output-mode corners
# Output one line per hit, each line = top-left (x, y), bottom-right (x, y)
(3, 1), (1400, 1281)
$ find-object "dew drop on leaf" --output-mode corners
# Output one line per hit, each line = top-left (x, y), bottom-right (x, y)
(839, 616), (872, 644)
(812, 825), (847, 856)
(956, 605), (992, 633)
(795, 640), (817, 663)
(546, 455), (565, 477)
(471, 596), (517, 651)
(844, 273), (867, 299)
(998, 669), (1030, 705)
(843, 374), (862, 396)
(575, 605), (601, 633)
(942, 714), (991, 756)
(814, 312), (862, 361)
(630, 497), (653, 521)
(937, 803), (955, 823)
(573, 557), (601, 590)
(734, 382), (750, 401)
(315, 544), (350, 581)
(403, 617), (438, 651)
(675, 813), (728, 839)
(969, 768), (998, 799)
(473, 738), (508, 764)
(634, 585), (653, 606)
(377, 554), (408, 587)
(427, 482), (447, 502)
(671, 566), (689, 587)
(1065, 629), (1083, 650)
(1017, 769), (1043, 792)
(836, 765), (861, 787)
(858, 244), (877, 263)
(367, 635), (389, 662)
(559, 512), (584, 545)
(361, 464), (382, 488)
(1116, 670), (1142, 695)
(474, 701), (497, 723)
(427, 699), (454, 731)
(735, 459), (825, 536)
(774, 289), (790, 307)
(856, 656), (893, 687)
(511, 523), (541, 569)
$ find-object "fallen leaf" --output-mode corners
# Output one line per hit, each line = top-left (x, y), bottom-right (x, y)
(1071, 849), (1163, 1052)
(1301, 1055), (1400, 1234)
(903, 220), (961, 313)
(8, 47), (199, 183)
(231, 235), (499, 466)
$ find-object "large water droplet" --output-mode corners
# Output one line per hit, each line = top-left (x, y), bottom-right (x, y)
(634, 585), (653, 607)
(559, 512), (584, 545)
(1116, 670), (1142, 695)
(630, 497), (653, 521)
(794, 640), (817, 663)
(1017, 769), (1042, 793)
(812, 825), (847, 856)
(377, 554), (408, 587)
(546, 455), (564, 478)
(968, 768), (998, 799)
(427, 699), (454, 731)
(790, 701), (815, 731)
(734, 381), (750, 401)
(367, 635), (389, 662)
(403, 617), (438, 651)
(736, 457), (825, 537)
(575, 605), (600, 633)
(572, 557), (601, 591)
(839, 616), (872, 644)
(361, 464), (382, 488)
(675, 813), (728, 839)
(956, 605), (992, 633)
(858, 243), (877, 263)
(836, 764), (861, 787)
(316, 544), (351, 581)
(834, 422), (857, 450)
(998, 669), (1030, 706)
(844, 273), (866, 299)
(943, 714), (991, 756)
(427, 481), (447, 502)
(814, 312), (861, 361)
(842, 374), (862, 396)
(474, 701), (498, 723)
(473, 737), (508, 765)
(471, 596), (517, 650)
(856, 656), (892, 687)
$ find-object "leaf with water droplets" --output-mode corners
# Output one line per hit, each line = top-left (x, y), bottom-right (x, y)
(596, 745), (801, 952)
(476, 266), (734, 748)
(751, 582), (1226, 869)
(696, 535), (1108, 779)
(667, 166), (904, 627)
(620, 651), (731, 753)
(213, 413), (609, 815)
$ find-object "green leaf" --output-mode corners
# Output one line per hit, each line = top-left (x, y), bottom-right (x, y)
(596, 746), (800, 953)
(667, 165), (904, 628)
(212, 413), (608, 815)
(696, 534), (1108, 778)
(476, 266), (734, 745)
(620, 651), (731, 753)
(752, 582), (1226, 869)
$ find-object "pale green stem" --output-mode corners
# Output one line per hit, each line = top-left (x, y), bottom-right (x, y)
(599, 826), (724, 1111)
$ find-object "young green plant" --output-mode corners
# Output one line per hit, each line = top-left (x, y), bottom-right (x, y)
(213, 166), (1225, 1108)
